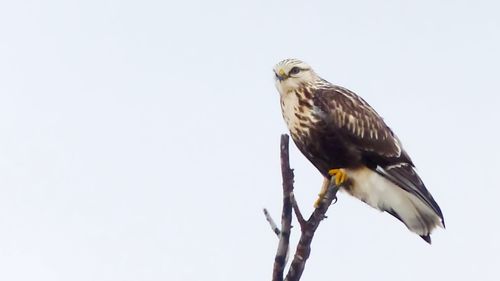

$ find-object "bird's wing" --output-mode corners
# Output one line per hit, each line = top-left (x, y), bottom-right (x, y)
(313, 85), (404, 160)
(313, 85), (444, 223)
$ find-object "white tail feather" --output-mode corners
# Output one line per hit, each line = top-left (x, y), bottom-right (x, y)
(344, 167), (443, 237)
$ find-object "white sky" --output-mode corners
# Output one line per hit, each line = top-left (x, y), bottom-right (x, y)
(1, 1), (499, 280)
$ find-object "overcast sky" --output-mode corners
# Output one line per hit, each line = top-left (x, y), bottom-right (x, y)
(1, 1), (499, 280)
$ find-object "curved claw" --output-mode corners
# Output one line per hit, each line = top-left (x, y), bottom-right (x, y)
(331, 196), (338, 205)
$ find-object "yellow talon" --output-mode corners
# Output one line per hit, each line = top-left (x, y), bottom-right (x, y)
(328, 168), (348, 186)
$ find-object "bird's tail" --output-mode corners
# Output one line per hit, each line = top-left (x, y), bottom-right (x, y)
(345, 167), (444, 243)
(375, 163), (444, 243)
(384, 190), (444, 243)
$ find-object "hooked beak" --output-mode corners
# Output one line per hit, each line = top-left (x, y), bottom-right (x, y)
(274, 68), (287, 81)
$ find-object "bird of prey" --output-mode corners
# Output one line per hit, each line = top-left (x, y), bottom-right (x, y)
(273, 58), (444, 243)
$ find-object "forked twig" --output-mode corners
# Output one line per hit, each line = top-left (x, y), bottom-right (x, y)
(265, 134), (340, 281)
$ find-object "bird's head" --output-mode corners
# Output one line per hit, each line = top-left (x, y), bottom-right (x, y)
(273, 59), (318, 94)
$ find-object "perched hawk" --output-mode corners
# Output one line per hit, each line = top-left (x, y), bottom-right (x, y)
(274, 58), (444, 243)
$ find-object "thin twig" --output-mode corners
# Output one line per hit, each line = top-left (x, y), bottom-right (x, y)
(263, 208), (281, 237)
(290, 193), (306, 228)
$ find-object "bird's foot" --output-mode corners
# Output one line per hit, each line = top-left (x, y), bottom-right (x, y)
(314, 178), (330, 208)
(328, 168), (348, 186)
(314, 191), (327, 208)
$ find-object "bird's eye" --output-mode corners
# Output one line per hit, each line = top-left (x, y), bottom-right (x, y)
(289, 67), (301, 75)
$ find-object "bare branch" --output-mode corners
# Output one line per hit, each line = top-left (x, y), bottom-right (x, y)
(264, 134), (339, 281)
(285, 178), (339, 281)
(271, 134), (294, 281)
(266, 134), (341, 281)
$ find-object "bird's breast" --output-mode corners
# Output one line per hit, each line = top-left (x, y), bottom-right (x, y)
(280, 90), (318, 138)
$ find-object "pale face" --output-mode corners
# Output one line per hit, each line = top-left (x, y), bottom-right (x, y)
(273, 59), (317, 95)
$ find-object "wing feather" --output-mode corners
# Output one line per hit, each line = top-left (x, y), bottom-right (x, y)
(313, 85), (402, 159)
